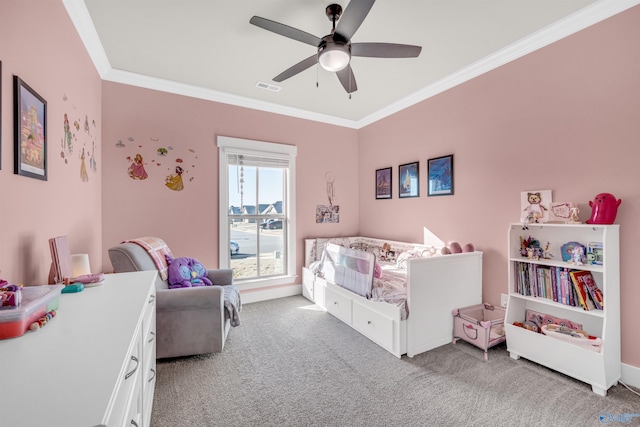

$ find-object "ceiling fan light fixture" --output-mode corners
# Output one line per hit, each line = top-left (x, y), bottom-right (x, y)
(318, 42), (350, 72)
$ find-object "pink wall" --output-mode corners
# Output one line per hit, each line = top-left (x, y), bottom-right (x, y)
(0, 1), (102, 285)
(358, 6), (640, 366)
(3, 1), (639, 370)
(100, 82), (359, 276)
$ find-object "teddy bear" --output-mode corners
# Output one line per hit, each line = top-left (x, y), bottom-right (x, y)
(166, 255), (213, 289)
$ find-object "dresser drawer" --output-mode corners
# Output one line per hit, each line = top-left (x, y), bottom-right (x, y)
(142, 291), (156, 335)
(325, 286), (352, 325)
(108, 331), (142, 426)
(352, 301), (394, 350)
(123, 368), (143, 427)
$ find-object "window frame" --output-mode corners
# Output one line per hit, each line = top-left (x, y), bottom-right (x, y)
(217, 136), (297, 289)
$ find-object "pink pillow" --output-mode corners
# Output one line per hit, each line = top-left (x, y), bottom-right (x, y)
(374, 261), (382, 278)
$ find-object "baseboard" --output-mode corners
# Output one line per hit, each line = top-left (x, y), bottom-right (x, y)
(621, 363), (640, 389)
(241, 283), (302, 304)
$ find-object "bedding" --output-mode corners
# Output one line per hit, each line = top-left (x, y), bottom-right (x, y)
(371, 263), (409, 320)
(312, 238), (435, 321)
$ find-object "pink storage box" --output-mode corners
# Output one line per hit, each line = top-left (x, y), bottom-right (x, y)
(0, 285), (63, 339)
(452, 303), (506, 360)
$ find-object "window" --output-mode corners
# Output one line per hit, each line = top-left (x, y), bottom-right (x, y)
(217, 136), (296, 288)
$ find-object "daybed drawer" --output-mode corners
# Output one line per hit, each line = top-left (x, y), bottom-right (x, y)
(352, 301), (394, 350)
(325, 286), (352, 325)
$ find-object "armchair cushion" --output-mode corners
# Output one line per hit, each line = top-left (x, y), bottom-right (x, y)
(157, 286), (224, 312)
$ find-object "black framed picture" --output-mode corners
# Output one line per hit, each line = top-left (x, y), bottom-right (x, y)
(14, 76), (47, 181)
(375, 167), (392, 199)
(427, 154), (453, 196)
(399, 161), (419, 198)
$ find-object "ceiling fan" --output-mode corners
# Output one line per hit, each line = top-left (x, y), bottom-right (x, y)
(249, 0), (422, 95)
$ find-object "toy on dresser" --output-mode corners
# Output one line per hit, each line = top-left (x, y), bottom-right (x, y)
(0, 284), (64, 339)
(0, 282), (23, 308)
(30, 310), (56, 331)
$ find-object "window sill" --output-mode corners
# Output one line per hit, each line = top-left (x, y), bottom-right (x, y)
(235, 275), (298, 291)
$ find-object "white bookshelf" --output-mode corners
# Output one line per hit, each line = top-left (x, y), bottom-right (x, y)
(505, 223), (620, 396)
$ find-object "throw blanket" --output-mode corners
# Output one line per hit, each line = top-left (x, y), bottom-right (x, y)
(224, 285), (242, 327)
(123, 237), (174, 281)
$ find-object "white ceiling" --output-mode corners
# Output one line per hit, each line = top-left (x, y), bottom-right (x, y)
(64, 0), (638, 128)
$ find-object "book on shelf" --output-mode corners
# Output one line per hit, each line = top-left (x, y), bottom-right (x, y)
(569, 270), (604, 310)
(513, 261), (605, 311)
(560, 270), (575, 307)
(569, 270), (597, 311)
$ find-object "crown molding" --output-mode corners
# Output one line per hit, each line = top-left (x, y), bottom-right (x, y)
(357, 0), (640, 128)
(103, 68), (362, 129)
(64, 0), (640, 130)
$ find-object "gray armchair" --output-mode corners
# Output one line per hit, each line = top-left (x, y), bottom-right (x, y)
(108, 242), (240, 358)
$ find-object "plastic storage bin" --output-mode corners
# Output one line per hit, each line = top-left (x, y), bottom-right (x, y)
(0, 285), (64, 339)
(452, 303), (506, 360)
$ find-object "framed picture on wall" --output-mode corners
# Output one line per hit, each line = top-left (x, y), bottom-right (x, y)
(375, 167), (392, 199)
(14, 76), (47, 181)
(427, 154), (453, 196)
(398, 161), (419, 198)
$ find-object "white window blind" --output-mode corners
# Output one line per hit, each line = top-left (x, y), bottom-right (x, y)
(227, 152), (291, 169)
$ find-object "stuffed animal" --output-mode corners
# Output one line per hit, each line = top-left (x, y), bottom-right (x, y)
(443, 242), (475, 255)
(448, 242), (462, 254)
(166, 255), (212, 289)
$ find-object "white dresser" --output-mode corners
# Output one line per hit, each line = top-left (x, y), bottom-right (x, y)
(0, 270), (157, 427)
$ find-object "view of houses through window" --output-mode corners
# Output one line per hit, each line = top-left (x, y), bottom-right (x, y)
(228, 163), (286, 280)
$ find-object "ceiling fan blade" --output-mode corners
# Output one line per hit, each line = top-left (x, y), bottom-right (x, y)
(335, 0), (375, 40)
(336, 65), (358, 93)
(351, 43), (422, 58)
(273, 54), (318, 82)
(250, 16), (322, 47)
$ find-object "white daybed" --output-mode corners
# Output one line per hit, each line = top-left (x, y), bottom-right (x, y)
(302, 237), (483, 358)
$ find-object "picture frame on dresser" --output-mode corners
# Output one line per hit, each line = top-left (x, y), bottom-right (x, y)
(398, 162), (419, 198)
(375, 167), (392, 199)
(14, 76), (47, 181)
(427, 154), (453, 196)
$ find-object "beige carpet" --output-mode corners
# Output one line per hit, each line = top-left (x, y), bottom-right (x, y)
(151, 295), (640, 427)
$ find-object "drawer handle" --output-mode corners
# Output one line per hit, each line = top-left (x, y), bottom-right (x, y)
(148, 294), (156, 304)
(149, 368), (156, 383)
(148, 331), (156, 344)
(125, 355), (139, 380)
(131, 420), (139, 427)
